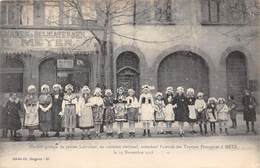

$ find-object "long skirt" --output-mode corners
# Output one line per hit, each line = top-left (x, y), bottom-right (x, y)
(115, 103), (127, 122)
(39, 110), (52, 131)
(104, 106), (115, 124)
(24, 105), (39, 129)
(243, 109), (256, 122)
(140, 104), (154, 121)
(63, 105), (77, 129)
(51, 105), (63, 132)
(79, 106), (94, 129)
(164, 104), (174, 122)
(127, 107), (138, 122)
(92, 106), (104, 124)
(7, 111), (21, 130)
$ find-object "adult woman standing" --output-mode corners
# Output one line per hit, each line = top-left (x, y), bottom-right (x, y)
(51, 84), (64, 137)
(242, 90), (257, 134)
(24, 85), (39, 141)
(39, 84), (52, 137)
(5, 93), (22, 140)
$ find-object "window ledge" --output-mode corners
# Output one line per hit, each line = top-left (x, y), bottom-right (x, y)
(134, 21), (176, 26)
(201, 22), (247, 26)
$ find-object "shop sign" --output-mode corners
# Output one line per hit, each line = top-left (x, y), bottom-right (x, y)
(57, 59), (74, 69)
(0, 29), (97, 52)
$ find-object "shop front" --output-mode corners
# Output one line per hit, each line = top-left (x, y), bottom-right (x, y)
(0, 29), (98, 97)
(39, 55), (93, 93)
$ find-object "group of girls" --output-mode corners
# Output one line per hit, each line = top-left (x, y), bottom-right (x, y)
(1, 83), (257, 141)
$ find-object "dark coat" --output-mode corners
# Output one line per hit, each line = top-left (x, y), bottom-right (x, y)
(242, 95), (257, 121)
(174, 94), (189, 122)
(51, 93), (64, 132)
(5, 99), (22, 130)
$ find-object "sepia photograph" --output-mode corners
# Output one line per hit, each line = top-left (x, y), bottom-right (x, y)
(0, 0), (259, 168)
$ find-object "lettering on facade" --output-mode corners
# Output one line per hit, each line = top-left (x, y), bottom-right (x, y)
(0, 30), (96, 51)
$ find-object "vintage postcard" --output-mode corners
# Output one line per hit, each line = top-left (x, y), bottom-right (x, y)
(0, 0), (259, 168)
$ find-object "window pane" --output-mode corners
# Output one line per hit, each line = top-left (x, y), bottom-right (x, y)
(8, 2), (17, 25)
(45, 1), (60, 26)
(80, 0), (97, 20)
(135, 0), (154, 23)
(20, 1), (33, 26)
(0, 3), (7, 25)
(154, 0), (172, 22)
(63, 4), (79, 25)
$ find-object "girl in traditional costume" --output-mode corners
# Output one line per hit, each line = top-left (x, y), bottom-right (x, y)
(164, 87), (175, 134)
(89, 87), (104, 138)
(216, 98), (229, 135)
(103, 89), (115, 137)
(139, 85), (154, 137)
(207, 97), (217, 135)
(114, 87), (127, 138)
(60, 84), (78, 140)
(77, 86), (94, 140)
(126, 89), (139, 137)
(24, 85), (39, 141)
(39, 84), (52, 137)
(154, 92), (165, 135)
(51, 84), (63, 137)
(195, 92), (207, 136)
(174, 86), (189, 137)
(186, 88), (197, 134)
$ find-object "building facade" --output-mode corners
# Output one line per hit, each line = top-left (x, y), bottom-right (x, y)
(0, 0), (259, 110)
(112, 0), (259, 110)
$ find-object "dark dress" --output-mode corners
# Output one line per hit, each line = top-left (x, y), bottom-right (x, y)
(174, 94), (189, 122)
(242, 95), (257, 122)
(51, 93), (64, 132)
(0, 104), (8, 129)
(103, 96), (115, 124)
(5, 99), (22, 130)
